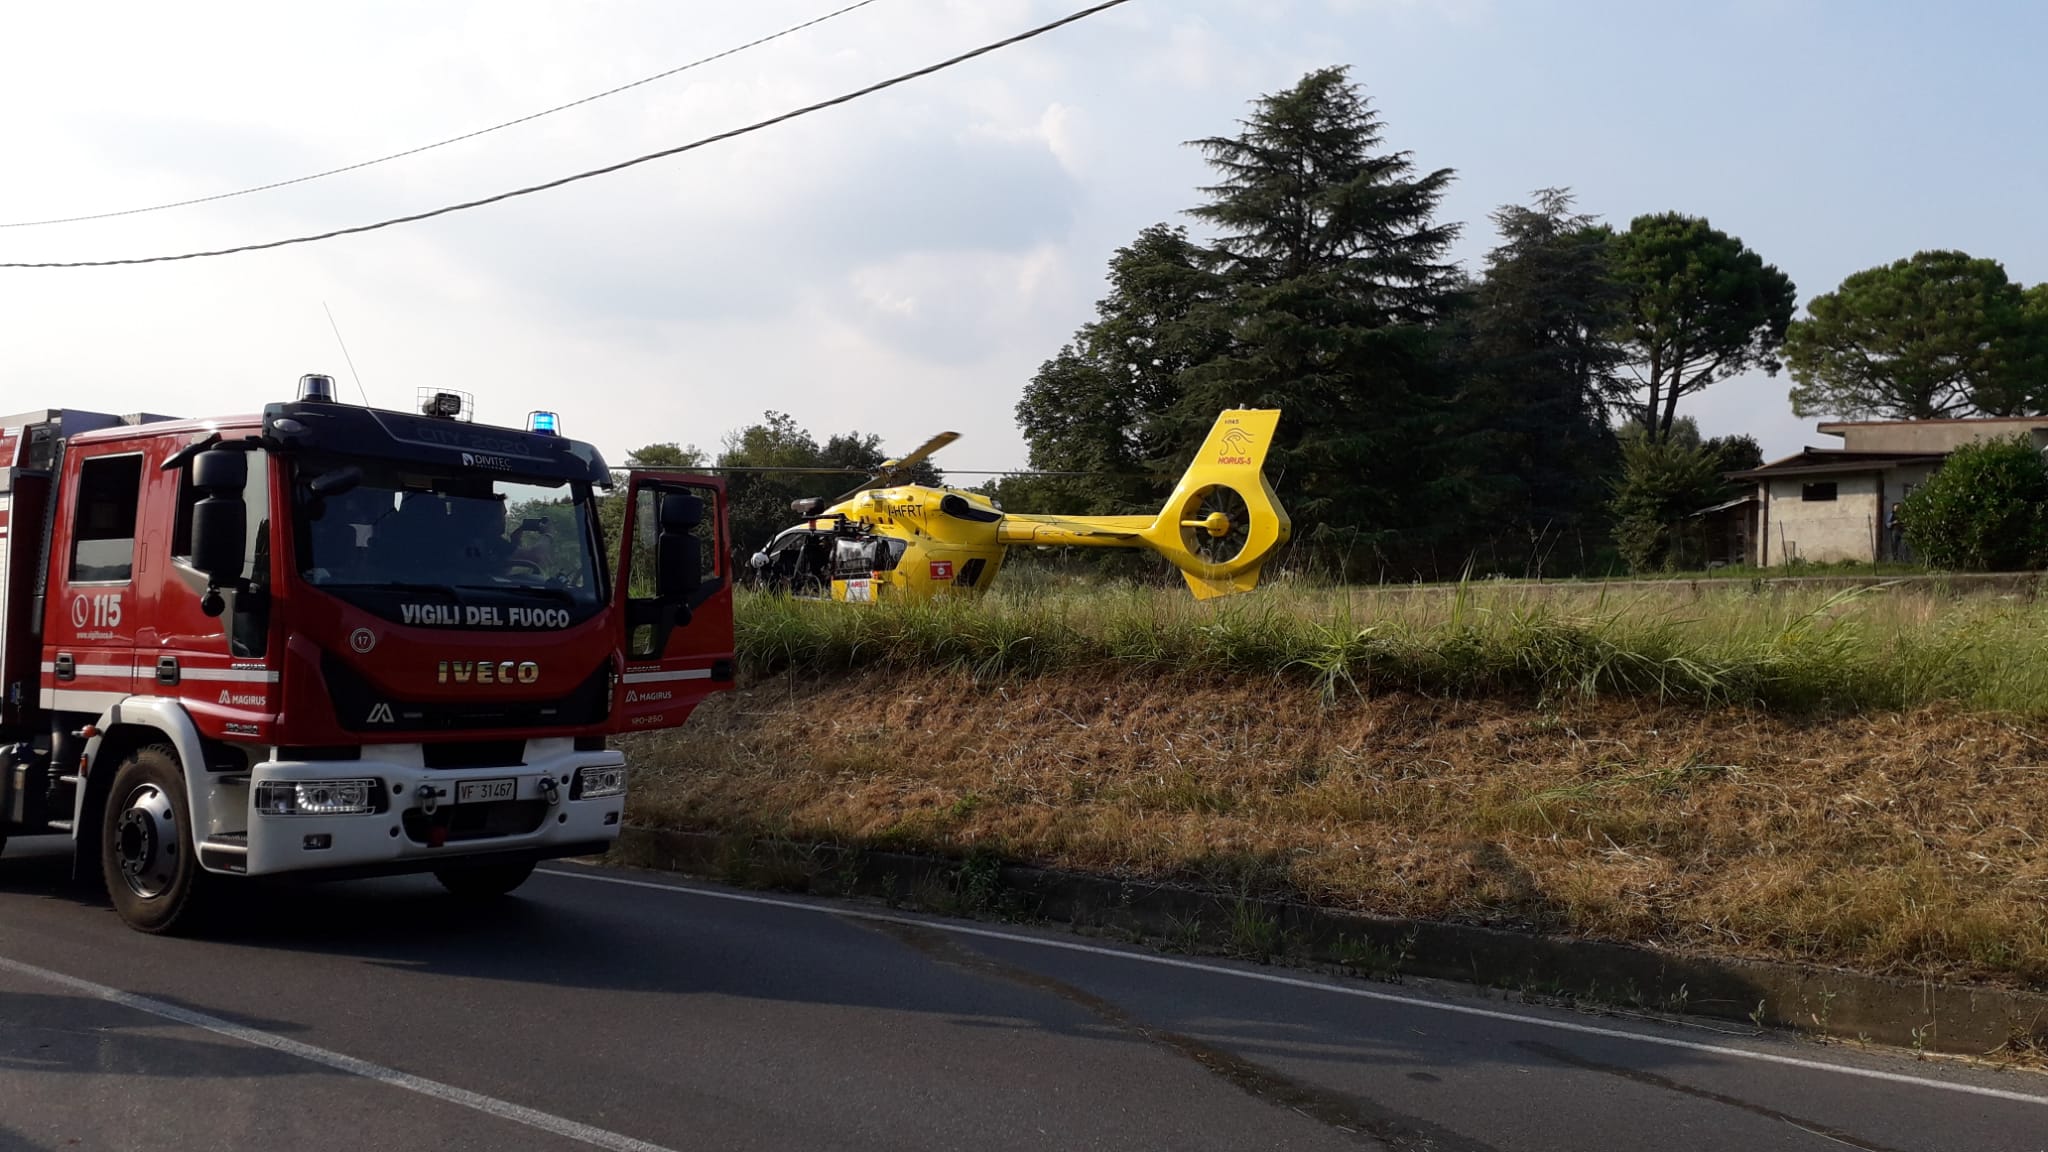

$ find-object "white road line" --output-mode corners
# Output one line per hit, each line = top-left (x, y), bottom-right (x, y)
(538, 866), (2048, 1110)
(0, 953), (679, 1152)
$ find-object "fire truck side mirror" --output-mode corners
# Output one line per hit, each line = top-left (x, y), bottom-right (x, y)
(659, 493), (703, 532)
(192, 446), (246, 492)
(655, 493), (704, 601)
(189, 449), (249, 610)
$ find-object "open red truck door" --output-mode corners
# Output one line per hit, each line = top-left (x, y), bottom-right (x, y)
(610, 472), (735, 731)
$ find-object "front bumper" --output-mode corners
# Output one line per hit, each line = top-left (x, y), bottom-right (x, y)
(225, 740), (626, 877)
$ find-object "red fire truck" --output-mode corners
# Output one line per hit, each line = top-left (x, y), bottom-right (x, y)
(0, 377), (733, 932)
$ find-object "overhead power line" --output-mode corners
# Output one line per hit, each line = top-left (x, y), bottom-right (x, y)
(1, 0), (1131, 269)
(0, 0), (886, 229)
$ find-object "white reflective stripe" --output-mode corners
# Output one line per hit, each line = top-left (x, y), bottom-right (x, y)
(147, 667), (280, 683)
(38, 688), (126, 712)
(44, 661), (278, 682)
(621, 668), (714, 684)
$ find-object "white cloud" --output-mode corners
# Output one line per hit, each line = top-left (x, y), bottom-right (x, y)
(1037, 102), (1090, 174)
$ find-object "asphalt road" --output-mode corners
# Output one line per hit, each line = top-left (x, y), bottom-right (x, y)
(2, 836), (2044, 1152)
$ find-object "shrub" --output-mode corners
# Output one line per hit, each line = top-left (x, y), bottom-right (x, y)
(1609, 437), (1726, 572)
(1902, 435), (2048, 571)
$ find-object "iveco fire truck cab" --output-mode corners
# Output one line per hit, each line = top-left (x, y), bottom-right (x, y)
(0, 377), (733, 932)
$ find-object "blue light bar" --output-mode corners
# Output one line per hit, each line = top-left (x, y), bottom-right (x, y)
(528, 410), (560, 436)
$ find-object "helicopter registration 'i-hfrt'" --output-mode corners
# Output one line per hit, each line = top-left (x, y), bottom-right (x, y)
(749, 409), (1290, 603)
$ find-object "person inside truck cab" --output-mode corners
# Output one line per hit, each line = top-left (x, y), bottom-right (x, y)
(370, 493), (453, 578)
(304, 487), (387, 582)
(508, 516), (554, 576)
(444, 496), (508, 566)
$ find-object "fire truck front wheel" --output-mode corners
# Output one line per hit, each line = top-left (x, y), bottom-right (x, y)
(434, 859), (537, 899)
(100, 745), (209, 934)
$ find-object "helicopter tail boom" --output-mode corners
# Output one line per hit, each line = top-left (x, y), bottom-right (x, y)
(993, 514), (1149, 547)
(994, 410), (1289, 600)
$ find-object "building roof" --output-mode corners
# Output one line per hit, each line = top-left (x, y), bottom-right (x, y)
(1727, 447), (1948, 481)
(1685, 494), (1757, 518)
(1819, 417), (2048, 432)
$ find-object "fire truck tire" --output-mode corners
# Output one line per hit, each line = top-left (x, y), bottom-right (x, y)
(434, 859), (536, 898)
(100, 745), (209, 934)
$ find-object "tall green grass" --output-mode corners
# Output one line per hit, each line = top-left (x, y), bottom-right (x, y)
(736, 577), (2048, 714)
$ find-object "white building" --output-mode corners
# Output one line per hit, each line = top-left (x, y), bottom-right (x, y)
(1727, 418), (2048, 565)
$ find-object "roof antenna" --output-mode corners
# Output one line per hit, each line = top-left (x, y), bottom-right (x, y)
(322, 301), (373, 406)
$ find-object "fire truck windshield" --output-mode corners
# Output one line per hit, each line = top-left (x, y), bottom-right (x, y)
(295, 458), (602, 607)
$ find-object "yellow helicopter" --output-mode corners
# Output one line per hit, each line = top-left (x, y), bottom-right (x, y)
(748, 409), (1289, 602)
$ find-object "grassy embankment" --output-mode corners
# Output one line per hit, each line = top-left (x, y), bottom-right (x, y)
(623, 578), (2048, 986)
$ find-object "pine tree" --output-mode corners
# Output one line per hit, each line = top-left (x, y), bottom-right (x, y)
(1785, 251), (2045, 420)
(1460, 189), (1624, 571)
(1608, 213), (1795, 441)
(1175, 66), (1462, 572)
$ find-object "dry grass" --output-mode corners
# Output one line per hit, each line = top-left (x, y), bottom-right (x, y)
(626, 669), (2048, 987)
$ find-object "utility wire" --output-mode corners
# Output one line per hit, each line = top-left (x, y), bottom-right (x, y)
(1, 0), (1131, 268)
(0, 0), (885, 229)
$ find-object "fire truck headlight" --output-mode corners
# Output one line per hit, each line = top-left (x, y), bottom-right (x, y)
(256, 780), (378, 816)
(573, 766), (626, 800)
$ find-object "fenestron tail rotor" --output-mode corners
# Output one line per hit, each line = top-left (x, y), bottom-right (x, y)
(1137, 409), (1289, 599)
(1180, 484), (1251, 566)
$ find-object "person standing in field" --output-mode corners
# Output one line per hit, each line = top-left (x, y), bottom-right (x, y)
(1887, 502), (1905, 560)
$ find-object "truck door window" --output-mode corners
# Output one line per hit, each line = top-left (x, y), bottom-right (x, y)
(70, 454), (143, 583)
(677, 484), (720, 584)
(625, 489), (658, 601)
(624, 484), (720, 598)
(622, 482), (722, 655)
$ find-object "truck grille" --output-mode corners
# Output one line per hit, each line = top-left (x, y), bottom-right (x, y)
(323, 653), (611, 733)
(421, 740), (527, 769)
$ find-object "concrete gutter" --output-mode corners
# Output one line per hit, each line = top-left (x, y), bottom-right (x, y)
(610, 826), (2048, 1060)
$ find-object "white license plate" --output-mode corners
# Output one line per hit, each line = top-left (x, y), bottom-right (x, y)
(455, 778), (517, 804)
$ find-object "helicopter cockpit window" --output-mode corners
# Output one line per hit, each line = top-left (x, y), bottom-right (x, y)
(758, 528), (832, 595)
(829, 535), (905, 578)
(832, 537), (879, 579)
(877, 537), (907, 572)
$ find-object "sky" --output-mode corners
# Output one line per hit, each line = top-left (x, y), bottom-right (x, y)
(3, 0), (2045, 474)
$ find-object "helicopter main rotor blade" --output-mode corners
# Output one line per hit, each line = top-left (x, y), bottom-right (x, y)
(878, 431), (959, 476)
